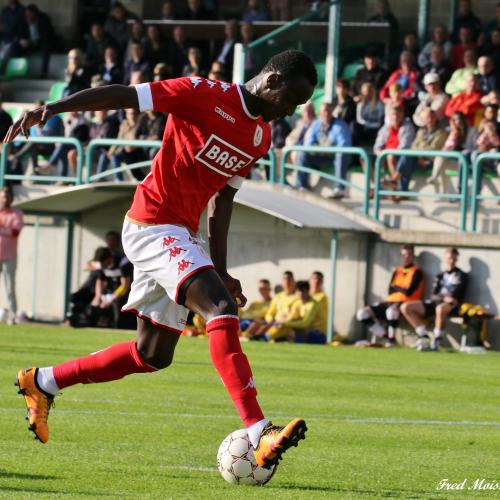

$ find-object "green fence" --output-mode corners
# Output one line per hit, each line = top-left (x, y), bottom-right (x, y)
(0, 136), (84, 187)
(373, 149), (469, 232)
(280, 145), (372, 216)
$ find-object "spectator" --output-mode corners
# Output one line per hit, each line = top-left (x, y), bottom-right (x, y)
(401, 247), (467, 351)
(356, 244), (423, 345)
(208, 60), (226, 81)
(452, 0), (482, 43)
(445, 48), (477, 96)
(418, 24), (453, 68)
(135, 109), (167, 158)
(445, 73), (483, 126)
(383, 83), (404, 125)
(0, 186), (22, 325)
(374, 105), (416, 194)
(482, 28), (500, 71)
(478, 103), (499, 132)
(98, 46), (123, 85)
(168, 25), (189, 77)
(480, 89), (500, 107)
(161, 1), (176, 20)
(0, 95), (13, 146)
(332, 78), (355, 124)
(413, 73), (449, 127)
(477, 56), (498, 95)
(352, 47), (388, 99)
(18, 4), (54, 78)
(109, 108), (147, 181)
(182, 45), (206, 77)
(402, 31), (420, 63)
(0, 0), (26, 74)
(352, 82), (384, 145)
(309, 271), (328, 336)
(242, 0), (270, 22)
(240, 278), (273, 337)
(450, 26), (476, 70)
(124, 41), (151, 85)
(473, 120), (500, 195)
(240, 21), (257, 76)
(379, 51), (418, 107)
(154, 62), (173, 81)
(420, 44), (452, 89)
(63, 48), (91, 96)
(268, 0), (291, 21)
(124, 20), (147, 63)
(271, 118), (291, 149)
(395, 108), (447, 194)
(89, 110), (120, 180)
(85, 22), (116, 75)
(367, 0), (399, 50)
(484, 2), (500, 41)
(285, 100), (316, 163)
(215, 19), (238, 78)
(296, 102), (352, 199)
(104, 1), (138, 53)
(183, 0), (215, 20)
(144, 24), (168, 68)
(428, 111), (477, 191)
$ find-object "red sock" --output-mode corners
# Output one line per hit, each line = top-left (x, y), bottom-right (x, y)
(53, 340), (156, 389)
(207, 315), (265, 427)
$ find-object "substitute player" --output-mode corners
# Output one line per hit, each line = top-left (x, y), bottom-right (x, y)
(4, 50), (316, 469)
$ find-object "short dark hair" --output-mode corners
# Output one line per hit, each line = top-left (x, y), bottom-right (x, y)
(312, 271), (324, 280)
(446, 246), (459, 256)
(259, 279), (271, 286)
(336, 78), (349, 88)
(261, 50), (317, 87)
(26, 4), (40, 14)
(401, 244), (414, 253)
(283, 270), (294, 279)
(105, 230), (120, 240)
(296, 280), (310, 292)
(94, 247), (112, 263)
(365, 46), (379, 58)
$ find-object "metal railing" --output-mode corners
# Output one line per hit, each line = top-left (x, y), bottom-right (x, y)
(280, 145), (372, 216)
(255, 149), (277, 184)
(0, 136), (84, 187)
(470, 152), (500, 232)
(373, 149), (469, 232)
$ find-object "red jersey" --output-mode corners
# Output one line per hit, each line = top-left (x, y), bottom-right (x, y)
(127, 77), (272, 233)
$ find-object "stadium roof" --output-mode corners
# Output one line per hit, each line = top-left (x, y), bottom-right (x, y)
(14, 182), (374, 232)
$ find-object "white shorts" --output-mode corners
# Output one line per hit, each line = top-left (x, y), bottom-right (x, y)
(121, 218), (214, 333)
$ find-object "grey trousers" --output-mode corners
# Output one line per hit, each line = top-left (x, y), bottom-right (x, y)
(0, 259), (17, 316)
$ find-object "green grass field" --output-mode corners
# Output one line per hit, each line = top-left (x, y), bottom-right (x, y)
(0, 325), (499, 499)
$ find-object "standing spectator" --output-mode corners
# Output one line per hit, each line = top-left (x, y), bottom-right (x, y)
(401, 247), (467, 351)
(296, 102), (352, 199)
(445, 73), (483, 126)
(268, 0), (291, 21)
(332, 79), (355, 124)
(418, 24), (453, 68)
(445, 48), (477, 96)
(395, 108), (447, 194)
(0, 0), (26, 74)
(367, 0), (399, 50)
(413, 73), (449, 127)
(98, 46), (123, 85)
(144, 25), (168, 68)
(84, 23), (116, 75)
(104, 1), (138, 54)
(183, 0), (215, 20)
(452, 0), (482, 43)
(161, 1), (175, 20)
(63, 49), (91, 96)
(0, 186), (23, 324)
(123, 42), (151, 85)
(374, 105), (416, 194)
(450, 26), (476, 70)
(215, 19), (238, 78)
(420, 44), (452, 89)
(285, 100), (316, 163)
(352, 82), (384, 145)
(477, 56), (498, 95)
(182, 45), (206, 77)
(89, 110), (119, 180)
(352, 47), (388, 98)
(309, 271), (328, 337)
(242, 0), (270, 22)
(168, 25), (189, 77)
(379, 51), (418, 108)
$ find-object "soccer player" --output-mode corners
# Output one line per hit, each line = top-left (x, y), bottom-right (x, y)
(4, 50), (316, 469)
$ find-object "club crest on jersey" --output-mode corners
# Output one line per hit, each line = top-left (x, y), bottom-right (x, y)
(253, 124), (263, 147)
(195, 134), (254, 177)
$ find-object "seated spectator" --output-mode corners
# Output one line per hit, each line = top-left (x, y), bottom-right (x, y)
(352, 47), (388, 99)
(89, 110), (120, 179)
(445, 73), (483, 126)
(123, 20), (147, 65)
(480, 89), (500, 107)
(104, 1), (138, 53)
(208, 61), (226, 81)
(182, 45), (206, 77)
(352, 82), (384, 145)
(452, 0), (482, 43)
(19, 4), (54, 78)
(109, 108), (147, 181)
(473, 120), (500, 195)
(161, 1), (176, 20)
(242, 0), (270, 22)
(124, 41), (151, 85)
(367, 0), (399, 50)
(428, 111), (477, 191)
(285, 100), (316, 163)
(271, 118), (291, 150)
(402, 31), (420, 63)
(356, 244), (423, 345)
(477, 56), (498, 95)
(240, 21), (257, 77)
(240, 278), (272, 337)
(135, 109), (167, 158)
(420, 44), (452, 89)
(413, 73), (449, 127)
(98, 46), (123, 85)
(332, 79), (355, 124)
(445, 48), (477, 96)
(478, 103), (499, 132)
(64, 48), (91, 96)
(401, 247), (467, 350)
(154, 62), (173, 81)
(144, 24), (168, 68)
(374, 105), (415, 193)
(295, 102), (352, 199)
(379, 51), (418, 109)
(168, 25), (189, 77)
(482, 27), (500, 71)
(450, 26), (476, 70)
(215, 19), (238, 78)
(184, 0), (215, 20)
(0, 0), (26, 74)
(418, 24), (453, 69)
(309, 271), (328, 335)
(85, 22), (117, 75)
(395, 108), (447, 193)
(383, 82), (404, 125)
(484, 2), (500, 41)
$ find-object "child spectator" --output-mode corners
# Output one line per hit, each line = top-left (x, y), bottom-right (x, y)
(332, 78), (355, 124)
(445, 48), (477, 96)
(478, 104), (499, 133)
(413, 73), (449, 127)
(379, 51), (418, 106)
(352, 82), (384, 145)
(383, 83), (404, 126)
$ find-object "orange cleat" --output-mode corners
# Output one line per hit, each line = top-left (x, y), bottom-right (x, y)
(253, 418), (307, 469)
(15, 368), (54, 443)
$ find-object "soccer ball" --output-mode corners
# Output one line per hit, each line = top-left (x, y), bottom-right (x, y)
(217, 429), (276, 486)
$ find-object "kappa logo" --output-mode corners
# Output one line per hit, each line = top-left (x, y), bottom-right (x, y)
(214, 106), (236, 123)
(220, 81), (231, 92)
(162, 236), (180, 248)
(253, 124), (263, 147)
(195, 134), (254, 177)
(168, 246), (186, 261)
(242, 377), (256, 390)
(177, 259), (194, 275)
(190, 76), (202, 88)
(206, 79), (216, 88)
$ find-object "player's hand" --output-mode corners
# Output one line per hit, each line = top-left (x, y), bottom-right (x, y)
(3, 106), (54, 143)
(220, 272), (247, 307)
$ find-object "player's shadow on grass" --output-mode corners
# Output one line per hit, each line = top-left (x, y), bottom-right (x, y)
(0, 470), (58, 480)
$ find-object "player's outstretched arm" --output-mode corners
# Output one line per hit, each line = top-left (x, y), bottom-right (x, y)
(3, 85), (138, 143)
(207, 185), (247, 307)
